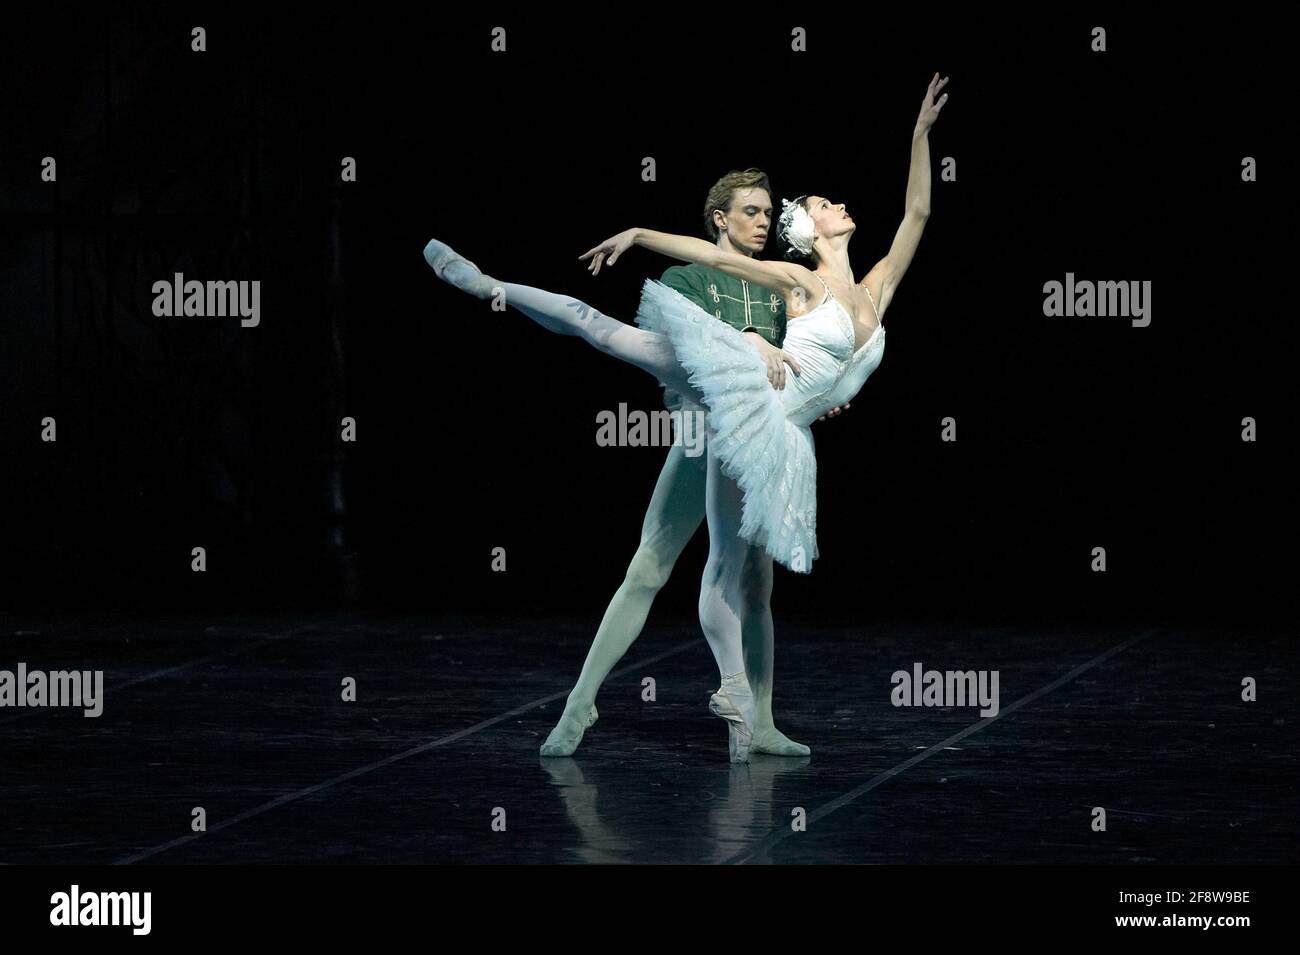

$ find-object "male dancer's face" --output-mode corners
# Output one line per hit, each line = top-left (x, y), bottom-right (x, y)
(714, 187), (773, 258)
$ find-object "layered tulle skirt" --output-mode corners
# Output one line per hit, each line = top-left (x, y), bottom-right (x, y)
(635, 279), (818, 573)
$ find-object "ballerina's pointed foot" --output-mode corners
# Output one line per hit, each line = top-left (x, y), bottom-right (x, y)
(539, 702), (599, 757)
(423, 237), (498, 300)
(750, 725), (811, 757)
(708, 674), (755, 764)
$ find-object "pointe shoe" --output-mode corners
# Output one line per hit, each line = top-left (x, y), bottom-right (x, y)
(423, 237), (497, 299)
(539, 702), (598, 757)
(708, 673), (754, 764)
(751, 725), (812, 757)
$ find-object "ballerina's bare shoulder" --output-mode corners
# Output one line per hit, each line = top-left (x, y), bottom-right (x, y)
(786, 272), (884, 351)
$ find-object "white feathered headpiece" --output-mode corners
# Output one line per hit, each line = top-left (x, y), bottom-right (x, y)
(777, 196), (816, 257)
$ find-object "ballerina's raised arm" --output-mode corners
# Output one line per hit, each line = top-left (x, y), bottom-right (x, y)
(856, 71), (948, 321)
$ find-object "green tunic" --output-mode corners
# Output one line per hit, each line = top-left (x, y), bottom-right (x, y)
(658, 262), (787, 347)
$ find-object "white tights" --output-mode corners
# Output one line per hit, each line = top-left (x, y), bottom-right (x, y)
(497, 280), (777, 725)
(500, 282), (698, 399)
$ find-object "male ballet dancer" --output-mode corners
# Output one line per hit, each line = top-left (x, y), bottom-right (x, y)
(530, 169), (838, 761)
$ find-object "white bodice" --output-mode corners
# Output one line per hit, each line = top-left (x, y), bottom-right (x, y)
(778, 288), (886, 427)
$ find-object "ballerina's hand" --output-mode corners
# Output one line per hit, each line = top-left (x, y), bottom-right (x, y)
(817, 402), (850, 422)
(580, 229), (638, 276)
(916, 71), (950, 131)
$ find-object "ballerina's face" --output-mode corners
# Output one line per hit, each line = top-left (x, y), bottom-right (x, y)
(805, 195), (856, 244)
(715, 187), (773, 256)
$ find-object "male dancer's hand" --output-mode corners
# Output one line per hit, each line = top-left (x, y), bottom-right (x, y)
(745, 333), (800, 390)
(817, 403), (850, 422)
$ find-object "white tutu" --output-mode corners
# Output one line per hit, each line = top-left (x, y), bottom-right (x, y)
(635, 279), (819, 573)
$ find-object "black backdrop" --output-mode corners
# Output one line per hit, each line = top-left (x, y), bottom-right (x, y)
(2, 6), (1291, 629)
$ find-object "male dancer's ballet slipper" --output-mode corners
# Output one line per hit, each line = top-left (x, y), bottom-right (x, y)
(423, 237), (497, 299)
(708, 673), (754, 764)
(539, 702), (599, 758)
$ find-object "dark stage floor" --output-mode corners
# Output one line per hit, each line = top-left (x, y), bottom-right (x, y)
(0, 612), (1294, 864)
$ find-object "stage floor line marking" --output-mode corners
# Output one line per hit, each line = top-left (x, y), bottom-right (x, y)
(723, 628), (1161, 865)
(0, 623), (322, 728)
(112, 639), (699, 864)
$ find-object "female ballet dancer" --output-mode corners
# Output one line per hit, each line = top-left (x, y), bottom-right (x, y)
(426, 73), (947, 754)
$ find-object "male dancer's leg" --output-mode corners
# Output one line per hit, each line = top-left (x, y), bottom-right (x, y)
(699, 448), (811, 760)
(540, 442), (721, 756)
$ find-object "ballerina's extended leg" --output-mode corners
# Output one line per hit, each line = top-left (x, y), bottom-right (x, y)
(424, 238), (695, 395)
